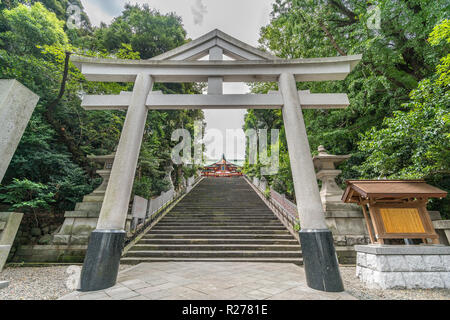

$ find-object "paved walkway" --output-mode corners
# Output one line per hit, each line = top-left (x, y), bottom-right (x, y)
(59, 262), (356, 300)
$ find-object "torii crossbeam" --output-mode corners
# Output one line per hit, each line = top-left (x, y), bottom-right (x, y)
(73, 29), (361, 293)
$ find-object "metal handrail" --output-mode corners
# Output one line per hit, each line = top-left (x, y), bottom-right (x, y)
(122, 176), (202, 249)
(243, 175), (300, 232)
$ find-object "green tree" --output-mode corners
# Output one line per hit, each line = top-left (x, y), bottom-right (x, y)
(1, 2), (68, 55)
(0, 178), (56, 226)
(357, 19), (450, 216)
(89, 3), (186, 59)
(245, 1), (449, 214)
(0, 1), (204, 216)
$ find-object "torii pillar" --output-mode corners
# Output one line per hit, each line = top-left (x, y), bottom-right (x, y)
(79, 73), (153, 291)
(279, 73), (344, 292)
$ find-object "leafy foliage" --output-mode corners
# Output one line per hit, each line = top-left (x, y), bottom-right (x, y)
(244, 1), (449, 215)
(0, 178), (55, 226)
(0, 2), (204, 220)
(357, 19), (450, 216)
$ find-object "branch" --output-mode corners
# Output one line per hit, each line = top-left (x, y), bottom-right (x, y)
(317, 20), (347, 56)
(47, 52), (71, 113)
(328, 0), (357, 23)
(44, 51), (96, 177)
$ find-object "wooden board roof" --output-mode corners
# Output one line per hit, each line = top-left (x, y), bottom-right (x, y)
(342, 180), (448, 203)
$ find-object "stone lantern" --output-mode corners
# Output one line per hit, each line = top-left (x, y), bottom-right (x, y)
(52, 152), (116, 245)
(312, 145), (370, 262)
(86, 152), (116, 201)
(164, 165), (174, 190)
(312, 145), (350, 211)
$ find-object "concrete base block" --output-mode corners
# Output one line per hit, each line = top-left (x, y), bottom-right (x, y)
(79, 229), (125, 292)
(355, 245), (450, 289)
(299, 229), (344, 292)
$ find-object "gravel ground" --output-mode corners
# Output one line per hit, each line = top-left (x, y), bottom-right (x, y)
(1, 264), (449, 300)
(340, 266), (450, 300)
(0, 264), (131, 300)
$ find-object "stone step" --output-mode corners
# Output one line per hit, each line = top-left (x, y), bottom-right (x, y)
(120, 257), (303, 265)
(168, 210), (275, 213)
(152, 225), (286, 231)
(172, 201), (267, 204)
(170, 208), (274, 211)
(157, 221), (281, 225)
(161, 216), (278, 221)
(167, 213), (275, 217)
(130, 244), (301, 251)
(156, 221), (283, 226)
(82, 195), (105, 202)
(63, 210), (100, 218)
(142, 233), (294, 239)
(148, 229), (289, 235)
(138, 238), (299, 245)
(173, 203), (266, 206)
(125, 177), (300, 265)
(125, 250), (302, 258)
(75, 202), (102, 211)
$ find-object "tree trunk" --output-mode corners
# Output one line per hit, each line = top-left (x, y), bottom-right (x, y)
(44, 51), (96, 177)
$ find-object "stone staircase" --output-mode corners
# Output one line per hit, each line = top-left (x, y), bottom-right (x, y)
(121, 177), (302, 264)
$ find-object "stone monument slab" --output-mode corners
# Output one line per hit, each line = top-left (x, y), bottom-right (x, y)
(0, 79), (39, 182)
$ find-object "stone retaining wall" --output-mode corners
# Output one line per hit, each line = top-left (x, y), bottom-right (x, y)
(12, 245), (87, 263)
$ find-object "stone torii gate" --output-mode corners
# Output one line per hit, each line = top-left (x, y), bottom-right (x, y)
(72, 29), (361, 292)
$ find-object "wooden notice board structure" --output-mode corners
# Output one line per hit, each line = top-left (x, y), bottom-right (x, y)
(342, 180), (447, 244)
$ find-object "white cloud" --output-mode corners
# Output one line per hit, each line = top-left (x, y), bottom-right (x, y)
(191, 0), (208, 26)
(80, 0), (118, 26)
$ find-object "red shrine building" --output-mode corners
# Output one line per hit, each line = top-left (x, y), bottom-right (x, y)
(202, 154), (243, 177)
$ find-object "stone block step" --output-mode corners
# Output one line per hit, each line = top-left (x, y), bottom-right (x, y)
(169, 208), (274, 211)
(167, 214), (275, 218)
(142, 233), (294, 239)
(138, 238), (299, 245)
(173, 205), (267, 208)
(155, 221), (283, 226)
(125, 177), (300, 265)
(82, 195), (105, 202)
(125, 250), (302, 258)
(120, 257), (303, 265)
(167, 212), (275, 216)
(148, 229), (289, 234)
(75, 202), (102, 211)
(152, 225), (286, 230)
(161, 217), (279, 221)
(172, 204), (269, 207)
(63, 210), (100, 218)
(130, 244), (301, 251)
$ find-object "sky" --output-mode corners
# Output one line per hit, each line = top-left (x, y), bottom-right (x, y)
(79, 0), (275, 160)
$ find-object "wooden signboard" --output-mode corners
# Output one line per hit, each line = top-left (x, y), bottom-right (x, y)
(342, 180), (447, 244)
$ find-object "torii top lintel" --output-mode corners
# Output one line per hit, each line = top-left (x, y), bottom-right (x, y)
(71, 29), (361, 83)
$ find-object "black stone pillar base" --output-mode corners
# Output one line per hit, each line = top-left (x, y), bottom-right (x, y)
(299, 229), (344, 292)
(79, 229), (125, 292)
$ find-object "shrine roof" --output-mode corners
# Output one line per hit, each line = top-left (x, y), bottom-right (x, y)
(342, 180), (448, 203)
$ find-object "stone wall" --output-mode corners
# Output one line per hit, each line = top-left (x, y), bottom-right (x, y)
(12, 245), (86, 263)
(355, 245), (450, 289)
